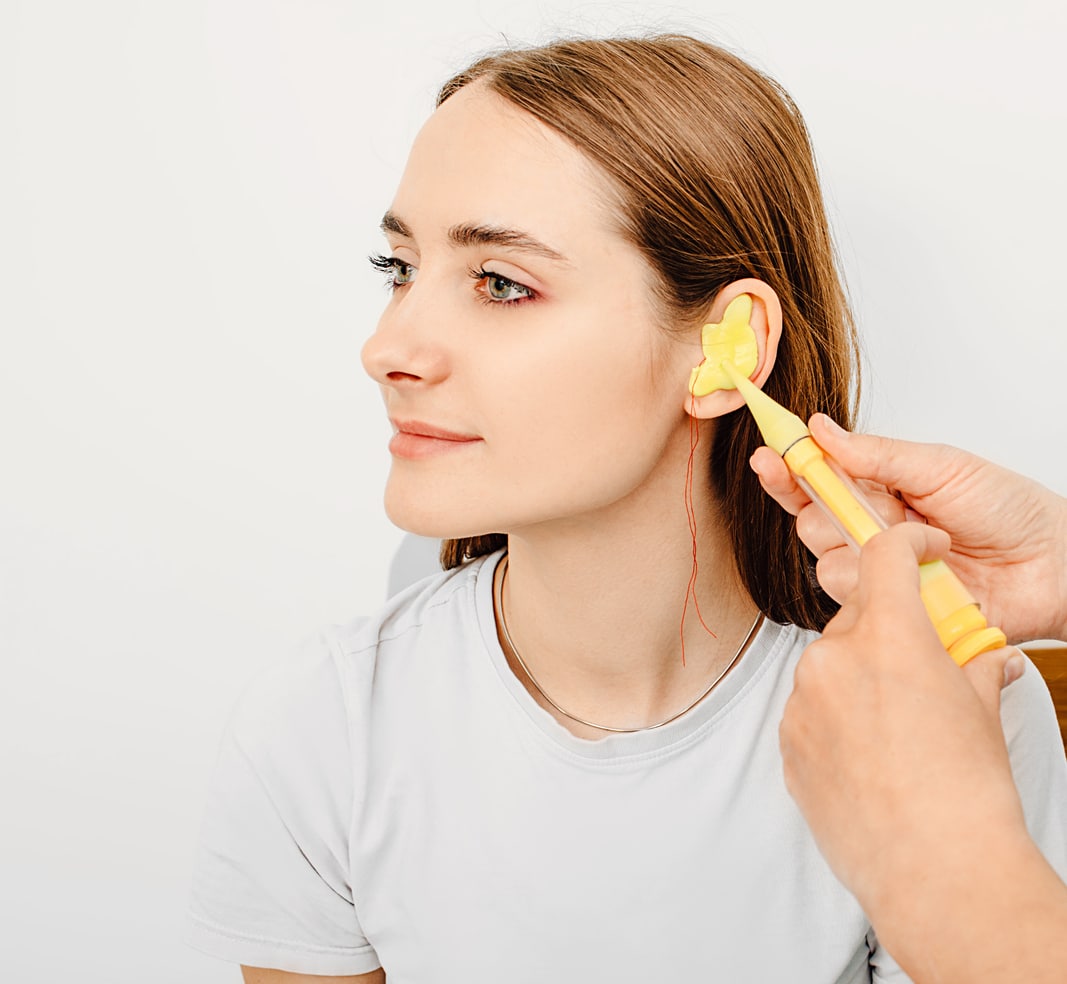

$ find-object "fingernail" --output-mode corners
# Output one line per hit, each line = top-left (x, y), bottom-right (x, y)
(1003, 653), (1025, 687)
(816, 414), (847, 437)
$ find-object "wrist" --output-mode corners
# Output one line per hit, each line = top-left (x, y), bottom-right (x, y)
(864, 822), (1062, 981)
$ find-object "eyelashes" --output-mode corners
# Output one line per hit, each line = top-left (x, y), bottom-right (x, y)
(466, 267), (534, 306)
(368, 254), (536, 307)
(369, 253), (415, 288)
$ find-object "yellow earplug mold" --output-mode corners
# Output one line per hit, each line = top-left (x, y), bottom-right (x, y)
(688, 294), (759, 397)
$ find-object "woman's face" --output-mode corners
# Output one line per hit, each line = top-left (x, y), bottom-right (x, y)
(362, 83), (694, 539)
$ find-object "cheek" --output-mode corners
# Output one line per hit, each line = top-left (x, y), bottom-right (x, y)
(510, 296), (668, 401)
(495, 332), (677, 482)
(494, 325), (661, 433)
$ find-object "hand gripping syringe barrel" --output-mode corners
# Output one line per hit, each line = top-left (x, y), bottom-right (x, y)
(721, 362), (1007, 665)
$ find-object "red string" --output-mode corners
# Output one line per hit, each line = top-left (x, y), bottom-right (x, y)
(681, 391), (718, 667)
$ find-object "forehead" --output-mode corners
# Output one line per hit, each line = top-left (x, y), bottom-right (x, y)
(389, 83), (623, 246)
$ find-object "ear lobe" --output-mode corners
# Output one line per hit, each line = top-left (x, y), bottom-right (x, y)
(685, 278), (782, 420)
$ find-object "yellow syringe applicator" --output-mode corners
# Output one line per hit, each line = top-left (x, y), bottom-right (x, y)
(720, 360), (1007, 666)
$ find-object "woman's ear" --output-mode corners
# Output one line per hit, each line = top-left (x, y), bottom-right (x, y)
(683, 278), (782, 419)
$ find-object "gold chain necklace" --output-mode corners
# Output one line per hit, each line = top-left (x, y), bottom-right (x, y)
(494, 554), (764, 734)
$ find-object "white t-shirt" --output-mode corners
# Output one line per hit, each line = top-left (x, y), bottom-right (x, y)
(186, 550), (1067, 982)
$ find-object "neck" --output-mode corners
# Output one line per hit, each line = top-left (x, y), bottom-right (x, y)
(494, 431), (761, 738)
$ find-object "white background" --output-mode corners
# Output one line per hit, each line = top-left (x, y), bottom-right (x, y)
(3, 1), (1065, 981)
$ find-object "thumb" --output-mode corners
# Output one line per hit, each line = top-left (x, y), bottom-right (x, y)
(808, 415), (950, 500)
(961, 646), (1027, 714)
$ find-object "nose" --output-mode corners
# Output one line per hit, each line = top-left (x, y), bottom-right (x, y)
(361, 285), (450, 388)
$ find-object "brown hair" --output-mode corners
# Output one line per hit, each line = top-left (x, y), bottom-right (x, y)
(437, 35), (859, 631)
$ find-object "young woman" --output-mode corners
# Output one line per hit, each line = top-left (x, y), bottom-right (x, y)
(186, 35), (1067, 983)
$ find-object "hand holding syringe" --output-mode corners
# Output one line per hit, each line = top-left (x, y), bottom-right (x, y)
(750, 414), (1067, 648)
(722, 362), (1007, 664)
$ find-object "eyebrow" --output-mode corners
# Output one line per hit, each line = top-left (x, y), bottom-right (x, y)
(380, 211), (569, 263)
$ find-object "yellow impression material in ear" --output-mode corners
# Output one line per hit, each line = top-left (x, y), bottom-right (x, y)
(688, 294), (758, 397)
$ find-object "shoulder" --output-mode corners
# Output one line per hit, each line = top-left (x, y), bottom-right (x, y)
(763, 620), (821, 683)
(991, 654), (1067, 879)
(229, 553), (497, 745)
(779, 621), (821, 653)
(998, 653), (1067, 786)
(698, 617), (820, 727)
(333, 552), (491, 662)
(999, 653), (1062, 745)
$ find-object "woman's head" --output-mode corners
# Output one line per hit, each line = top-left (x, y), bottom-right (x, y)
(364, 34), (858, 630)
(367, 78), (705, 555)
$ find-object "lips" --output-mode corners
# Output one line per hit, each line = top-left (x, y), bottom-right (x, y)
(391, 419), (481, 441)
(388, 419), (483, 459)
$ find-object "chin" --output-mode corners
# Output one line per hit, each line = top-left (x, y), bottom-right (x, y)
(383, 489), (492, 541)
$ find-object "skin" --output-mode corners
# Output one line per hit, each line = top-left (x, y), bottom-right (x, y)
(241, 970), (384, 984)
(761, 424), (1067, 982)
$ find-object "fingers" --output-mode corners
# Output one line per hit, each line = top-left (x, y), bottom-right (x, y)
(821, 524), (951, 641)
(808, 414), (956, 500)
(749, 429), (958, 628)
(750, 446), (810, 516)
(961, 646), (1027, 715)
(751, 440), (908, 563)
(812, 546), (857, 605)
(809, 495), (940, 602)
(854, 523), (951, 613)
(794, 488), (906, 558)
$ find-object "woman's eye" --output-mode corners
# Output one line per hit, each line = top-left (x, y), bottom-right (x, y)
(369, 254), (417, 288)
(393, 262), (416, 285)
(474, 269), (534, 305)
